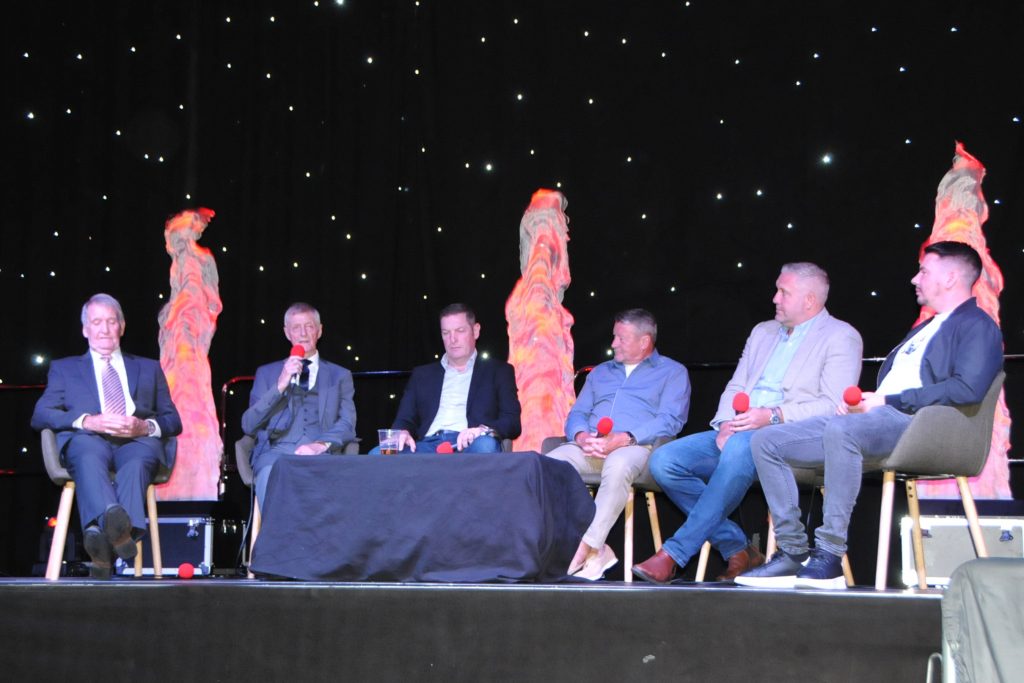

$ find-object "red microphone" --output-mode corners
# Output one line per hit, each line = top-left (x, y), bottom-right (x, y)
(436, 441), (454, 454)
(732, 392), (750, 414)
(596, 417), (614, 437)
(178, 562), (195, 579)
(843, 386), (863, 406)
(289, 344), (306, 386)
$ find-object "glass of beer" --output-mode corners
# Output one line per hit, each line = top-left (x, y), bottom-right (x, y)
(377, 429), (401, 455)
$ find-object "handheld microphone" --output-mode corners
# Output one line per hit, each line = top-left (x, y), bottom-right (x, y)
(843, 386), (863, 406)
(436, 441), (454, 454)
(289, 344), (305, 386)
(732, 392), (750, 414)
(596, 417), (614, 437)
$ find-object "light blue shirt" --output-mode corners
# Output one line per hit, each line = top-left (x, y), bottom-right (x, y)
(748, 312), (820, 408)
(564, 349), (690, 445)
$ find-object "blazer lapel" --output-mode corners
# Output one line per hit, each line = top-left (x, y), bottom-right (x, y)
(123, 354), (141, 399)
(781, 311), (828, 386)
(317, 362), (332, 422)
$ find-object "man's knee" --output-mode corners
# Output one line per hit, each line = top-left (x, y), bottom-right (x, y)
(465, 435), (501, 453)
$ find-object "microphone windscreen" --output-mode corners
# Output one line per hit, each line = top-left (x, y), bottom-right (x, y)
(178, 562), (195, 579)
(596, 416), (614, 437)
(843, 386), (863, 406)
(436, 441), (454, 454)
(732, 392), (750, 413)
(290, 344), (306, 358)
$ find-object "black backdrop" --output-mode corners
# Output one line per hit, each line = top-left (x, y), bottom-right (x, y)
(2, 1), (1022, 574)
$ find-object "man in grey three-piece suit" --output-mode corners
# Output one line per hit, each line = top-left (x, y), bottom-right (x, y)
(632, 263), (863, 584)
(241, 302), (356, 505)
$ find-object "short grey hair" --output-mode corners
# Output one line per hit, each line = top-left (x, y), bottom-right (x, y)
(781, 262), (830, 304)
(283, 302), (321, 326)
(81, 293), (125, 325)
(614, 308), (658, 344)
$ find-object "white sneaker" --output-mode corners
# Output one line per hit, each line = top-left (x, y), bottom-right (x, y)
(573, 544), (618, 581)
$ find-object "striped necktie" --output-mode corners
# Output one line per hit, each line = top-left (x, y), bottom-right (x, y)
(101, 356), (127, 415)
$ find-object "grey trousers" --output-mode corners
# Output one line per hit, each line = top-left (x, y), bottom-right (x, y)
(545, 442), (652, 549)
(750, 406), (913, 557)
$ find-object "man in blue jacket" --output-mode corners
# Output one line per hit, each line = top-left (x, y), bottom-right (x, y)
(738, 242), (1003, 589)
(31, 293), (182, 578)
(388, 303), (521, 453)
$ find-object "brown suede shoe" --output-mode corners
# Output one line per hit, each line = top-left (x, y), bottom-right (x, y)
(717, 544), (766, 581)
(632, 549), (678, 585)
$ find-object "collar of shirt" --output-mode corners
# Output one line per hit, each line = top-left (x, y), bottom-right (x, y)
(612, 348), (662, 371)
(440, 350), (477, 373)
(781, 309), (821, 341)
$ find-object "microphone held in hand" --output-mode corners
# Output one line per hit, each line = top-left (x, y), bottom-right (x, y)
(596, 416), (614, 437)
(436, 441), (454, 454)
(732, 392), (750, 414)
(289, 344), (305, 386)
(843, 386), (863, 406)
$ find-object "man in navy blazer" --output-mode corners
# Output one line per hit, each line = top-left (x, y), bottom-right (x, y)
(738, 242), (1003, 590)
(242, 302), (356, 504)
(31, 293), (182, 578)
(387, 303), (521, 453)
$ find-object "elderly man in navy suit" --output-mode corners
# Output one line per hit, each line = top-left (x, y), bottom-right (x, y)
(384, 303), (521, 453)
(31, 293), (182, 579)
(242, 302), (357, 505)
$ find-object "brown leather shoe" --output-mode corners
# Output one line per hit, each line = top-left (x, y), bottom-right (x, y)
(717, 544), (766, 581)
(632, 549), (678, 585)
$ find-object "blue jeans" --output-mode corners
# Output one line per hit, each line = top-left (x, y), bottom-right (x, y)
(368, 430), (502, 455)
(650, 429), (757, 566)
(750, 407), (913, 557)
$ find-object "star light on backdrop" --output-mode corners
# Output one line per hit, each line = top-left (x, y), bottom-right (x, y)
(3, 2), (1022, 459)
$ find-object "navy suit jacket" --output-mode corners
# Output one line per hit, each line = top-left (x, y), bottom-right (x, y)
(878, 297), (1003, 413)
(30, 352), (182, 467)
(392, 358), (521, 440)
(241, 357), (356, 461)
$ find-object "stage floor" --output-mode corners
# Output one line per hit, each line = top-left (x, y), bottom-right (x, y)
(0, 577), (941, 682)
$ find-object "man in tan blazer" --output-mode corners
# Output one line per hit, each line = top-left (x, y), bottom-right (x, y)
(632, 263), (863, 584)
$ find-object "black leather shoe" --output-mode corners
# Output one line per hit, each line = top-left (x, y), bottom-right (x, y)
(83, 525), (113, 580)
(103, 504), (137, 561)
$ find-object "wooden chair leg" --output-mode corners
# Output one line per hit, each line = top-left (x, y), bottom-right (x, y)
(694, 542), (711, 582)
(147, 484), (163, 578)
(623, 488), (635, 583)
(875, 470), (896, 590)
(134, 541), (144, 577)
(957, 476), (989, 558)
(841, 554), (855, 587)
(46, 482), (76, 581)
(646, 492), (662, 552)
(906, 479), (927, 589)
(765, 512), (777, 558)
(248, 498), (262, 579)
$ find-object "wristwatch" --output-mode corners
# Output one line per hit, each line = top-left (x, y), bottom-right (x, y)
(769, 408), (781, 425)
(626, 432), (638, 446)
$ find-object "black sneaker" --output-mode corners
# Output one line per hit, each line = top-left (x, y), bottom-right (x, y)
(794, 548), (846, 590)
(734, 550), (808, 588)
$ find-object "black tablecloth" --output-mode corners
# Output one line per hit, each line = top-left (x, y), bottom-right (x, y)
(251, 452), (595, 582)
